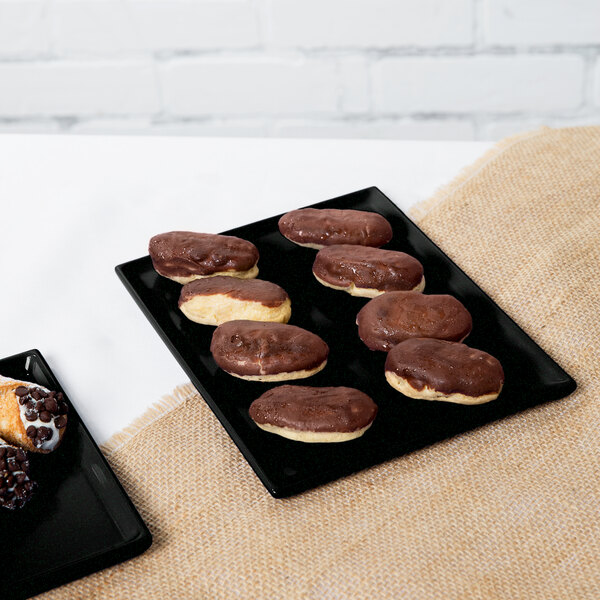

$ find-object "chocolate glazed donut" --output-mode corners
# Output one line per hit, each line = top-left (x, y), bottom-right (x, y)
(385, 338), (504, 405)
(210, 321), (329, 381)
(249, 385), (378, 443)
(312, 244), (425, 297)
(179, 276), (291, 325)
(149, 231), (259, 284)
(278, 208), (393, 249)
(357, 291), (473, 351)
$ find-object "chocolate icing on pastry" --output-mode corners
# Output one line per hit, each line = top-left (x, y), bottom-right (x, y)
(0, 439), (36, 509)
(312, 244), (424, 294)
(179, 276), (288, 308)
(149, 231), (259, 280)
(278, 208), (393, 248)
(385, 338), (504, 397)
(249, 385), (377, 433)
(210, 321), (329, 377)
(357, 291), (472, 351)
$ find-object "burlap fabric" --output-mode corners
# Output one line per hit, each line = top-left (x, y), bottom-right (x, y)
(39, 126), (599, 599)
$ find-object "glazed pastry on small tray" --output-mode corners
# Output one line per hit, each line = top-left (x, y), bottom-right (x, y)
(0, 437), (36, 509)
(357, 291), (473, 351)
(210, 320), (329, 381)
(149, 231), (259, 284)
(249, 385), (377, 443)
(385, 338), (504, 404)
(312, 244), (424, 297)
(278, 208), (392, 249)
(179, 276), (291, 326)
(0, 375), (68, 453)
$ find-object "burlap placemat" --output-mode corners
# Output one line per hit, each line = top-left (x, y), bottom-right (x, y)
(39, 126), (599, 599)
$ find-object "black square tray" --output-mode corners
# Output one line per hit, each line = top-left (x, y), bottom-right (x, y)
(116, 187), (576, 498)
(0, 350), (151, 599)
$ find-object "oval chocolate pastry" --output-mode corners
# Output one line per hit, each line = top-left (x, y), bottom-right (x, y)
(278, 208), (392, 249)
(0, 438), (37, 510)
(249, 385), (377, 443)
(385, 338), (504, 404)
(0, 375), (68, 454)
(313, 244), (425, 297)
(179, 276), (291, 326)
(210, 321), (329, 381)
(357, 291), (472, 351)
(149, 231), (259, 284)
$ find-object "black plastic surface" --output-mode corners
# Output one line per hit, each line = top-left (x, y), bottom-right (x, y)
(116, 187), (576, 498)
(0, 350), (152, 600)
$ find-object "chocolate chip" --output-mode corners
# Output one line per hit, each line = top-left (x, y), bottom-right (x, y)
(44, 398), (58, 413)
(39, 411), (51, 423)
(25, 410), (38, 422)
(0, 447), (5, 458)
(49, 391), (56, 398)
(15, 449), (26, 462)
(25, 400), (35, 410)
(14, 386), (28, 397)
(38, 427), (53, 441)
(59, 402), (69, 415)
(0, 460), (6, 471)
(6, 448), (15, 458)
(31, 390), (41, 400)
(8, 461), (19, 472)
(56, 392), (64, 402)
(39, 390), (49, 398)
(54, 415), (67, 429)
(18, 396), (28, 405)
(26, 426), (37, 438)
(15, 473), (26, 484)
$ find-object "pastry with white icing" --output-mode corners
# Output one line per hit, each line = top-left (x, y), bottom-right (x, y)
(0, 375), (68, 454)
(0, 436), (36, 509)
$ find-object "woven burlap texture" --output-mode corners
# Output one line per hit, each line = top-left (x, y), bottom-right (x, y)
(39, 126), (600, 600)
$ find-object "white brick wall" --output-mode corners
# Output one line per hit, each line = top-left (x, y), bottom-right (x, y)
(373, 56), (584, 113)
(0, 0), (598, 140)
(484, 0), (600, 46)
(268, 0), (473, 48)
(160, 58), (339, 116)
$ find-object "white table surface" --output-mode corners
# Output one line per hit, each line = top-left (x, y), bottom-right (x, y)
(0, 134), (491, 445)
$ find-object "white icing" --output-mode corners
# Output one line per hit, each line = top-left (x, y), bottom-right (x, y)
(12, 380), (62, 452)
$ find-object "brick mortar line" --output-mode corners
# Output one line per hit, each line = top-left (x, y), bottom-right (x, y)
(0, 46), (600, 64)
(1, 113), (597, 125)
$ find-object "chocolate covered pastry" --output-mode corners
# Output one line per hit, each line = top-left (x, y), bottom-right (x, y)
(0, 376), (68, 453)
(385, 338), (504, 404)
(0, 438), (36, 509)
(312, 244), (425, 297)
(210, 321), (329, 381)
(278, 208), (393, 249)
(179, 276), (291, 326)
(357, 291), (473, 351)
(149, 231), (259, 284)
(250, 385), (377, 443)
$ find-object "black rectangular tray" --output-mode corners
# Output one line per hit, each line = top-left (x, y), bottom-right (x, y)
(116, 187), (576, 498)
(0, 350), (151, 599)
